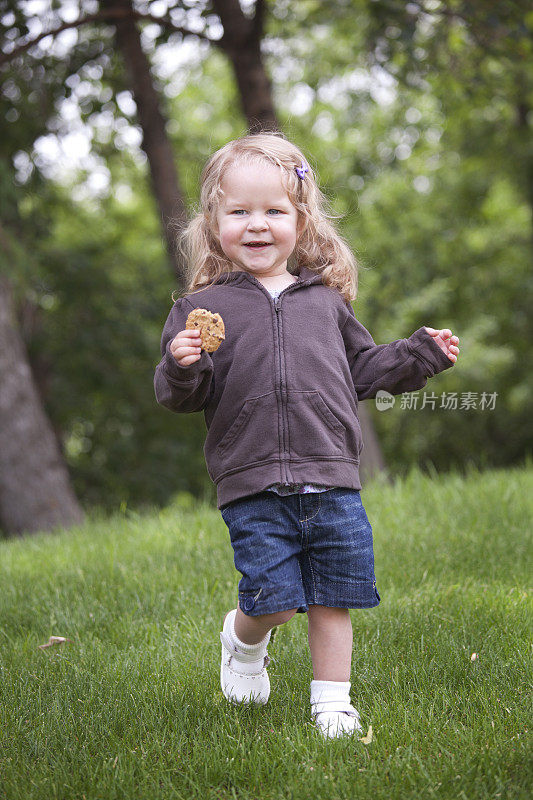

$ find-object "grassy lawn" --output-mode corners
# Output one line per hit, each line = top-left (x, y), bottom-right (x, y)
(0, 465), (531, 799)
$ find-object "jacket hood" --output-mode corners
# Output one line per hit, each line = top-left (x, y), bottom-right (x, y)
(212, 265), (324, 289)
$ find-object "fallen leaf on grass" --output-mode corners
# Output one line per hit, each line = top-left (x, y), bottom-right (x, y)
(38, 636), (72, 650)
(359, 725), (373, 745)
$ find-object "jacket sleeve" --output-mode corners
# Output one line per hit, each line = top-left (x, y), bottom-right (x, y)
(341, 304), (454, 401)
(154, 298), (214, 413)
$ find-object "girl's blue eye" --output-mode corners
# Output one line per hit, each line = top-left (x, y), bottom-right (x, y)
(231, 208), (283, 216)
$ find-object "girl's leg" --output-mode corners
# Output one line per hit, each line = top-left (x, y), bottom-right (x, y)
(220, 605), (297, 705)
(307, 605), (353, 681)
(232, 605), (297, 644)
(307, 606), (361, 737)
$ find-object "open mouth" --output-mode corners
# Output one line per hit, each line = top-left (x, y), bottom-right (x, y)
(244, 242), (272, 248)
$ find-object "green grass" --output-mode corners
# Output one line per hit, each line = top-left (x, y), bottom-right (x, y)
(1, 465), (531, 799)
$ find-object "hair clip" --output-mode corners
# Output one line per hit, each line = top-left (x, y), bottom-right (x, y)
(295, 160), (309, 180)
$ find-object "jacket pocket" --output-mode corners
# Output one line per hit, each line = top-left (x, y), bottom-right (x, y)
(287, 390), (345, 459)
(216, 398), (257, 457)
(208, 391), (279, 480)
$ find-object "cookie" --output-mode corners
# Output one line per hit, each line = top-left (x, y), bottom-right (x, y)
(186, 308), (225, 353)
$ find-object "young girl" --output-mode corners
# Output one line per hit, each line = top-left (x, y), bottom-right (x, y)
(154, 133), (459, 739)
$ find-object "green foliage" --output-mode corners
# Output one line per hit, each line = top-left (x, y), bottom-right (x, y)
(0, 466), (531, 798)
(24, 178), (214, 511)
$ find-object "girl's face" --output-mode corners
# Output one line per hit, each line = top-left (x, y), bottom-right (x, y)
(215, 161), (301, 280)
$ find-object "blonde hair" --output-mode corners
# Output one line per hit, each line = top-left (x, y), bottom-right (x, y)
(175, 132), (359, 304)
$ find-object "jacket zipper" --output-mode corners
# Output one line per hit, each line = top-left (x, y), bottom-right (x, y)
(248, 275), (313, 484)
(273, 285), (301, 483)
(274, 296), (288, 481)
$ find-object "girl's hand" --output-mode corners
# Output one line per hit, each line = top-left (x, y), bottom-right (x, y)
(424, 327), (460, 363)
(170, 329), (203, 366)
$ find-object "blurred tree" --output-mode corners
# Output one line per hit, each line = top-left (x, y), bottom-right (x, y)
(0, 7), (88, 534)
(108, 0), (187, 272)
(362, 0), (533, 244)
(357, 0), (533, 470)
(212, 0), (279, 131)
(0, 271), (84, 535)
(1, 0), (279, 271)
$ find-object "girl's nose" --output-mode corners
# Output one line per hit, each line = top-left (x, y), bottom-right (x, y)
(247, 213), (268, 231)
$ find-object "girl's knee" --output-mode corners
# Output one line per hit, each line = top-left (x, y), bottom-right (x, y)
(272, 608), (298, 625)
(256, 608), (297, 626)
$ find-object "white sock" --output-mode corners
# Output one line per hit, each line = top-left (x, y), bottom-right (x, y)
(310, 679), (351, 707)
(310, 679), (361, 737)
(230, 613), (270, 655)
(223, 609), (270, 675)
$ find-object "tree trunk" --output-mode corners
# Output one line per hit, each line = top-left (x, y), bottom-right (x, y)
(0, 276), (84, 536)
(107, 0), (187, 279)
(213, 0), (279, 132)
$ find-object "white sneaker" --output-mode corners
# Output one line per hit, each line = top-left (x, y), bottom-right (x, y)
(311, 701), (363, 739)
(220, 609), (271, 705)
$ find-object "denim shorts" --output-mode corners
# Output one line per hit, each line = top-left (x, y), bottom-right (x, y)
(220, 487), (380, 616)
